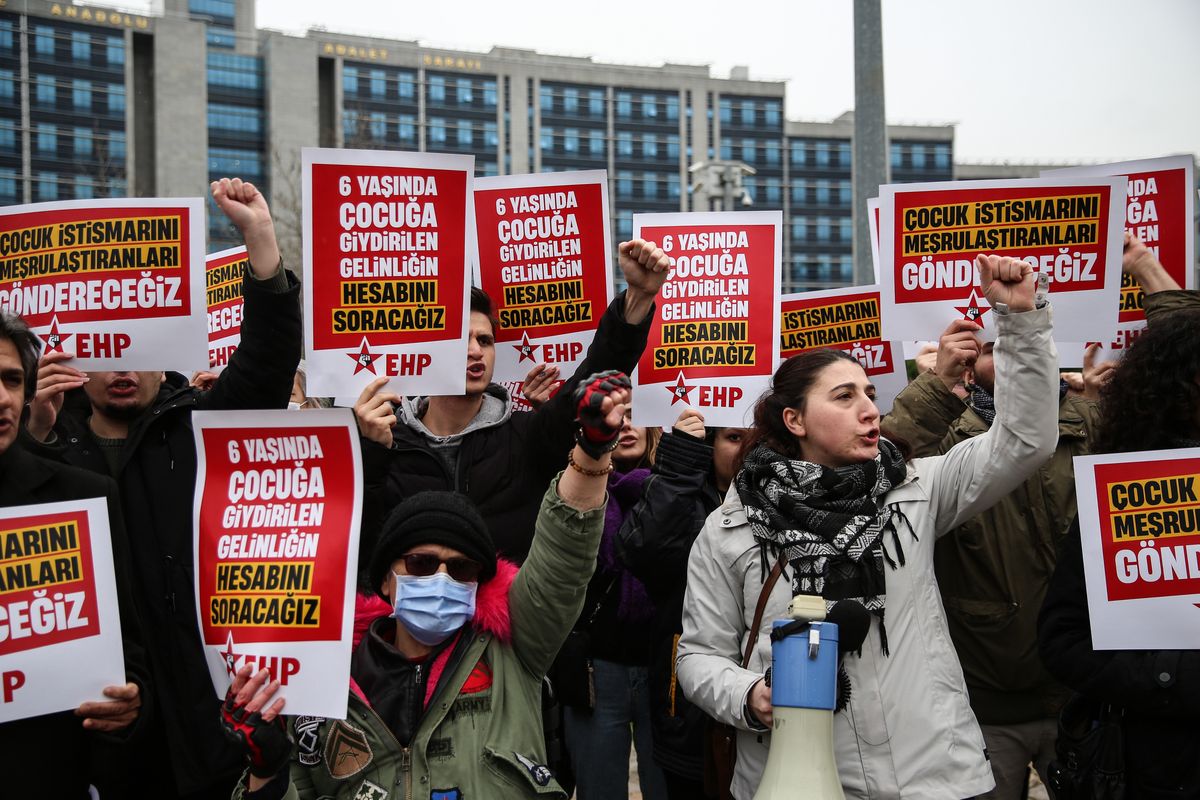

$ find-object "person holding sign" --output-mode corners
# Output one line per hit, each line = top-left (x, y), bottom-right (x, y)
(1038, 308), (1200, 798)
(223, 372), (629, 800)
(21, 178), (302, 800)
(0, 311), (146, 798)
(677, 255), (1060, 799)
(354, 239), (669, 564)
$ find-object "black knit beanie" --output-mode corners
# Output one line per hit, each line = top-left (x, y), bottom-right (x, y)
(368, 492), (497, 598)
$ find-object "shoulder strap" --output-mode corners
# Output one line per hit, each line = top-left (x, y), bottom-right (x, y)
(741, 553), (786, 669)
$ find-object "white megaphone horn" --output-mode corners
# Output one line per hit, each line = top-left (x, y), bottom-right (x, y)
(753, 596), (870, 800)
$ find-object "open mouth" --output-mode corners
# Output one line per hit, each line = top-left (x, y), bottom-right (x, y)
(861, 429), (880, 444)
(466, 363), (486, 379)
(108, 377), (138, 398)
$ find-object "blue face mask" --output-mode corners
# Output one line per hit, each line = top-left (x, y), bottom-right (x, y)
(391, 572), (477, 646)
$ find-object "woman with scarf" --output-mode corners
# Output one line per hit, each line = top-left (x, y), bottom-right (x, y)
(559, 406), (668, 800)
(676, 255), (1060, 800)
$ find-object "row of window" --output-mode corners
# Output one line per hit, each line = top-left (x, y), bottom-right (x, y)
(189, 0), (237, 22)
(540, 87), (681, 122)
(207, 52), (262, 91)
(208, 103), (262, 135)
(791, 140), (852, 168)
(0, 170), (127, 202)
(718, 98), (783, 128)
(791, 216), (853, 243)
(891, 142), (952, 170)
(537, 128), (683, 161)
(343, 68), (500, 108)
(614, 171), (682, 201)
(0, 71), (126, 114)
(208, 147), (262, 178)
(1, 22), (127, 67)
(0, 121), (125, 159)
(719, 137), (783, 166)
(341, 112), (501, 149)
(788, 254), (855, 287)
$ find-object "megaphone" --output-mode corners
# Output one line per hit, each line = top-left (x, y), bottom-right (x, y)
(753, 595), (852, 800)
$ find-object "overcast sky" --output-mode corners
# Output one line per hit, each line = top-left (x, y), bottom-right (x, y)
(116, 0), (1200, 165)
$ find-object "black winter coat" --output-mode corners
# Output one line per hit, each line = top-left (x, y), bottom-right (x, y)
(1038, 518), (1200, 799)
(360, 292), (651, 564)
(0, 443), (145, 799)
(25, 272), (301, 796)
(616, 430), (720, 778)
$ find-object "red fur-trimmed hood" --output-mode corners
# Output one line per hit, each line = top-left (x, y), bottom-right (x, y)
(353, 557), (519, 648)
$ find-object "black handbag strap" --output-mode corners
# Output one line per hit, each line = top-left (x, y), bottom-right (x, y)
(742, 554), (786, 669)
(579, 574), (619, 631)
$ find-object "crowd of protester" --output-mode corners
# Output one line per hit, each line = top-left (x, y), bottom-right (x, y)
(0, 179), (1197, 800)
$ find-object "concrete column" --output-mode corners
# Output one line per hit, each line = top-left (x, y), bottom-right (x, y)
(852, 0), (888, 285)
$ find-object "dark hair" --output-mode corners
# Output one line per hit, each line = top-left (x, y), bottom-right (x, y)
(470, 287), (498, 334)
(737, 348), (909, 470)
(1093, 309), (1200, 454)
(0, 311), (40, 402)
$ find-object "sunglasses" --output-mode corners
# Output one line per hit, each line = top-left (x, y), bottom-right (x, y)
(398, 552), (483, 583)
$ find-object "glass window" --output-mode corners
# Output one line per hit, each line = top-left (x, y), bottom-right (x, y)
(109, 130), (126, 160)
(791, 180), (807, 204)
(0, 169), (16, 200)
(642, 94), (657, 118)
(108, 177), (127, 197)
(588, 90), (604, 116)
(719, 138), (732, 160)
(398, 73), (415, 99)
(911, 143), (926, 169)
(342, 66), (357, 95)
(839, 180), (852, 205)
(35, 27), (55, 57)
(480, 161), (499, 177)
(539, 85), (553, 112)
(765, 179), (781, 205)
(37, 124), (56, 154)
(540, 127), (553, 153)
(342, 110), (359, 141)
(838, 141), (851, 167)
(456, 78), (473, 104)
(369, 70), (386, 98)
(617, 171), (633, 198)
(563, 128), (579, 154)
(616, 210), (633, 239)
(563, 87), (578, 113)
(207, 52), (262, 90)
(742, 176), (756, 204)
(617, 131), (633, 157)
(741, 139), (755, 163)
(36, 74), (56, 106)
(588, 130), (604, 157)
(72, 32), (91, 62)
(0, 123), (15, 152)
(765, 101), (781, 127)
(74, 127), (92, 156)
(209, 103), (262, 134)
(428, 75), (445, 103)
(791, 141), (807, 166)
(890, 143), (902, 168)
(666, 135), (680, 160)
(72, 79), (92, 110)
(484, 121), (498, 148)
(482, 80), (496, 106)
(370, 112), (386, 140)
(456, 119), (472, 147)
(643, 134), (657, 159)
(108, 84), (125, 114)
(934, 143), (950, 169)
(815, 141), (830, 167)
(719, 99), (731, 124)
(0, 20), (13, 51)
(0, 70), (13, 101)
(667, 173), (680, 200)
(666, 96), (679, 121)
(816, 217), (831, 241)
(792, 218), (807, 241)
(107, 37), (125, 66)
(38, 173), (58, 202)
(208, 147), (262, 177)
(839, 217), (852, 242)
(398, 115), (416, 141)
(428, 118), (446, 144)
(815, 180), (830, 204)
(207, 28), (236, 48)
(643, 172), (657, 199)
(764, 141), (780, 165)
(616, 92), (632, 118)
(740, 100), (755, 126)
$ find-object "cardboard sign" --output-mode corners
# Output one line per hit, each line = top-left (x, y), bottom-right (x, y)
(779, 286), (906, 414)
(0, 498), (125, 722)
(472, 171), (614, 382)
(206, 246), (248, 373)
(1074, 449), (1200, 650)
(632, 212), (781, 428)
(878, 178), (1126, 341)
(0, 198), (207, 370)
(193, 410), (363, 718)
(1047, 156), (1196, 364)
(302, 148), (473, 398)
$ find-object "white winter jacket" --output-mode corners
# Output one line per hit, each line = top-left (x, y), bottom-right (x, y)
(677, 306), (1059, 799)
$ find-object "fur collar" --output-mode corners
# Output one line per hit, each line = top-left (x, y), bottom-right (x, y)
(353, 558), (518, 648)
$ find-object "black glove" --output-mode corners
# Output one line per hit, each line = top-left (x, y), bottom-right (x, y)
(220, 684), (293, 779)
(572, 370), (631, 460)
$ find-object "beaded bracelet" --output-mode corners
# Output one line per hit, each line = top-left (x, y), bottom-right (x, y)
(568, 449), (614, 476)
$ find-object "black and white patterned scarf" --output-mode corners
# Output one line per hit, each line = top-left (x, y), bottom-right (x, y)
(735, 440), (910, 654)
(969, 379), (1071, 427)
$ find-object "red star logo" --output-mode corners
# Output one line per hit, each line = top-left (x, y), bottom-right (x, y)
(954, 289), (992, 328)
(513, 331), (537, 363)
(220, 632), (242, 677)
(40, 316), (71, 353)
(666, 371), (693, 405)
(347, 337), (380, 375)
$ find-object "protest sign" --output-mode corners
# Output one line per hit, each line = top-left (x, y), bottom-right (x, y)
(632, 211), (781, 428)
(205, 246), (248, 373)
(193, 409), (362, 718)
(878, 178), (1126, 341)
(1074, 449), (1200, 649)
(0, 198), (207, 370)
(0, 498), (124, 723)
(303, 148), (472, 398)
(780, 286), (906, 414)
(472, 170), (613, 382)
(1047, 156), (1196, 363)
